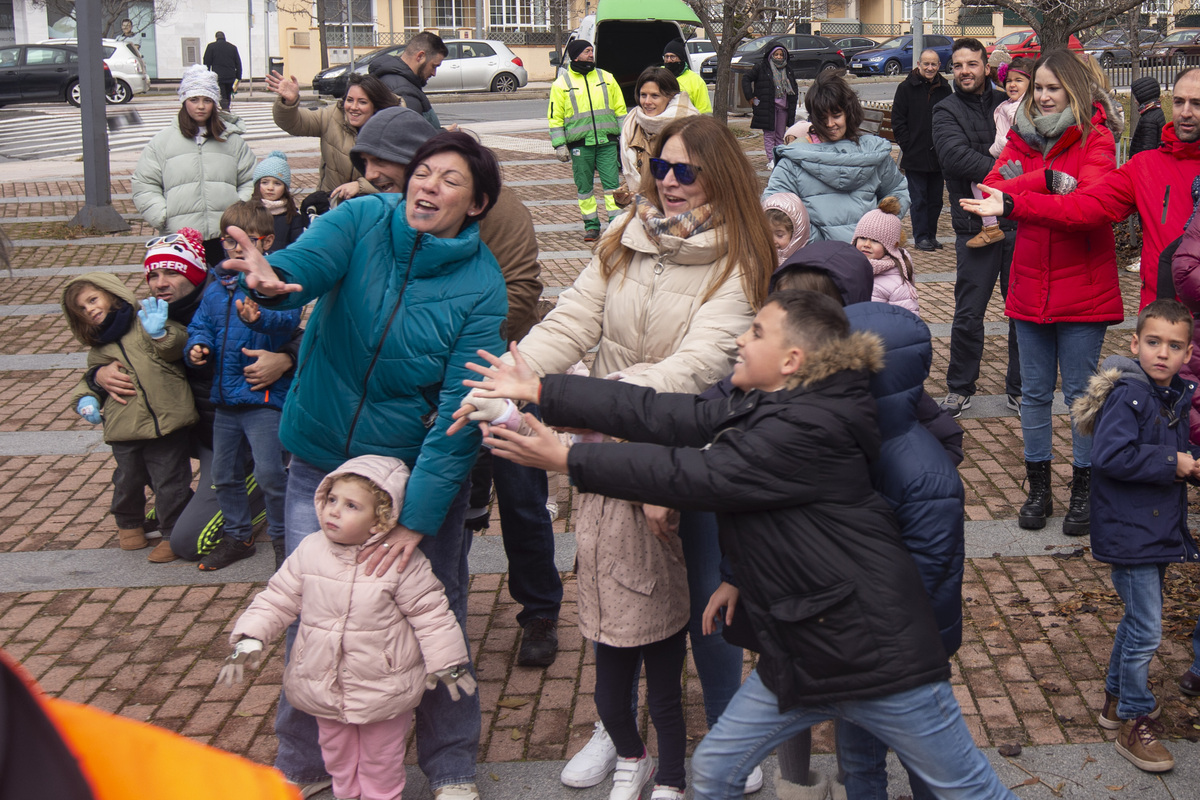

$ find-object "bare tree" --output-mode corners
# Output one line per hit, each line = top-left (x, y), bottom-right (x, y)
(278, 0), (333, 69)
(959, 0), (1145, 51)
(32, 0), (179, 38)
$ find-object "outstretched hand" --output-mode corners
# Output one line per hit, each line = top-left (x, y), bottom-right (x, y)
(266, 71), (300, 104)
(447, 344), (541, 435)
(959, 184), (1006, 218)
(221, 227), (302, 297)
(482, 414), (569, 474)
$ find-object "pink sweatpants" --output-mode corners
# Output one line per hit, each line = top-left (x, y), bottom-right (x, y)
(316, 711), (414, 800)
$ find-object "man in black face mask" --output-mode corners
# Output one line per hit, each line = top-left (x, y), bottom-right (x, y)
(662, 39), (711, 114)
(548, 39), (627, 242)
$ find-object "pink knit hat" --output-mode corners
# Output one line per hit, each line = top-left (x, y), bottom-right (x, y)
(143, 227), (208, 287)
(853, 199), (904, 262)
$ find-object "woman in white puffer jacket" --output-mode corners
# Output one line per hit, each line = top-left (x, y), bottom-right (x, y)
(132, 64), (255, 265)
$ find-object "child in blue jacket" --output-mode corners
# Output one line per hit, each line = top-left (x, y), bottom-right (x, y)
(1072, 298), (1200, 774)
(187, 201), (301, 571)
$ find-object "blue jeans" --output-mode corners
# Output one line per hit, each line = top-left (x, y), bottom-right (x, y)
(1012, 320), (1107, 465)
(691, 671), (1015, 800)
(1106, 563), (1166, 719)
(838, 720), (936, 800)
(211, 407), (287, 543)
(274, 457), (479, 789)
(493, 403), (562, 627)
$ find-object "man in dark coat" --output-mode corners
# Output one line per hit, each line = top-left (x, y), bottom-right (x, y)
(931, 37), (1020, 418)
(368, 31), (447, 128)
(892, 49), (952, 251)
(202, 31), (241, 111)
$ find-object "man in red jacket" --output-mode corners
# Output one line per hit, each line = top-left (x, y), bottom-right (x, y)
(965, 68), (1200, 310)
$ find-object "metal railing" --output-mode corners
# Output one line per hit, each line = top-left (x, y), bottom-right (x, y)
(817, 21), (993, 37)
(1103, 60), (1183, 89)
(930, 24), (995, 37)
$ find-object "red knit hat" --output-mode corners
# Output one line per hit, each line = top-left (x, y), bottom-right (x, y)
(143, 227), (208, 286)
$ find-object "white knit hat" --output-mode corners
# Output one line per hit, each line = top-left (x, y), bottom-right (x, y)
(178, 64), (221, 104)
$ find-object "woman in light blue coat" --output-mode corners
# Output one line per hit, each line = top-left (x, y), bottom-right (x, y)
(764, 71), (909, 243)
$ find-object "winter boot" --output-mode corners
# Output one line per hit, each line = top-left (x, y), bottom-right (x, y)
(1018, 460), (1053, 529)
(118, 527), (149, 550)
(966, 224), (1004, 248)
(1062, 465), (1091, 536)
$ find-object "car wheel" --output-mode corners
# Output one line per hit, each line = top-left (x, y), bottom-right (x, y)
(490, 72), (518, 93)
(1101, 53), (1115, 68)
(884, 59), (902, 76)
(107, 79), (132, 104)
(66, 79), (81, 107)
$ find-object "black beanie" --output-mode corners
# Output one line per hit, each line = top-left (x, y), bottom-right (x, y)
(566, 39), (592, 61)
(663, 39), (688, 63)
(1132, 76), (1161, 105)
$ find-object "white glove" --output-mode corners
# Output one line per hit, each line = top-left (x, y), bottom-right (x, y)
(217, 638), (263, 686)
(425, 665), (478, 701)
(555, 145), (570, 163)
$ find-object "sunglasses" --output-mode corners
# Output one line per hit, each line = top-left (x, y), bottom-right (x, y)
(220, 235), (265, 250)
(648, 158), (702, 186)
(145, 233), (189, 249)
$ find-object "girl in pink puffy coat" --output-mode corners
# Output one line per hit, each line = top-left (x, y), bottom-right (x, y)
(219, 455), (474, 800)
(853, 197), (920, 317)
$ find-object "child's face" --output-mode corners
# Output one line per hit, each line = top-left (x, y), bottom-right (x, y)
(1005, 72), (1029, 101)
(855, 237), (886, 259)
(771, 225), (792, 251)
(320, 478), (381, 546)
(74, 286), (114, 325)
(258, 176), (286, 202)
(221, 229), (274, 259)
(1132, 317), (1194, 387)
(732, 301), (802, 392)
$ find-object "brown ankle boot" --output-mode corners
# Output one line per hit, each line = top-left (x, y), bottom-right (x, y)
(118, 527), (149, 550)
(147, 539), (178, 563)
(966, 224), (1004, 248)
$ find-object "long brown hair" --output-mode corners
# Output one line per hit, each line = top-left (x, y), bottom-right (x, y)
(1026, 49), (1097, 140)
(62, 280), (120, 347)
(177, 101), (226, 141)
(595, 116), (773, 308)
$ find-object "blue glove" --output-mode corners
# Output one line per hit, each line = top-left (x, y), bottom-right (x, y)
(75, 396), (101, 424)
(998, 160), (1023, 180)
(138, 297), (169, 339)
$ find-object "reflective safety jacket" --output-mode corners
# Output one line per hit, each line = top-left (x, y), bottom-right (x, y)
(548, 67), (627, 148)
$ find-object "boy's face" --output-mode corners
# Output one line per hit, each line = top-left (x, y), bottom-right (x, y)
(1132, 317), (1193, 387)
(320, 479), (381, 546)
(74, 286), (114, 325)
(222, 229), (274, 259)
(732, 302), (804, 392)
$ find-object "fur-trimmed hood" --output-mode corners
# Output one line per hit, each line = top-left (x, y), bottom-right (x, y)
(783, 330), (885, 390)
(1072, 356), (1144, 436)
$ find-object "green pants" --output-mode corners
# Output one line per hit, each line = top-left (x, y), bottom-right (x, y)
(570, 141), (621, 231)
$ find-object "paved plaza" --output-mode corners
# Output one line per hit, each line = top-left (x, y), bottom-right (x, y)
(0, 101), (1199, 797)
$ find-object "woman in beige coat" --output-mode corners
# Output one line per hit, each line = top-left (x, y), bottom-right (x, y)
(266, 71), (398, 202)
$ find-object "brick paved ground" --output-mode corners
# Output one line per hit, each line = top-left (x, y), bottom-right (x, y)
(0, 126), (1198, 796)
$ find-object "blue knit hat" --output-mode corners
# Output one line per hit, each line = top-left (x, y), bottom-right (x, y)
(253, 150), (291, 189)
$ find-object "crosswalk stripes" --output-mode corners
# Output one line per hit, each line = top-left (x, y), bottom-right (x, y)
(0, 100), (294, 161)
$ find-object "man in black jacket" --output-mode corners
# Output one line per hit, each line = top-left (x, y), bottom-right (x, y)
(932, 37), (1020, 418)
(368, 31), (447, 128)
(202, 31), (241, 111)
(892, 49), (951, 251)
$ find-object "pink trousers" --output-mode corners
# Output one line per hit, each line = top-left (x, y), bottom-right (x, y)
(316, 712), (414, 800)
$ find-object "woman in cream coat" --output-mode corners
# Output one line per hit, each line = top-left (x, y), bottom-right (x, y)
(614, 67), (695, 205)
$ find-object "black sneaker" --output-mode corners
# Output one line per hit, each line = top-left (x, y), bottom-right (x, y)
(940, 392), (972, 418)
(198, 537), (256, 571)
(517, 618), (558, 667)
(272, 539), (286, 571)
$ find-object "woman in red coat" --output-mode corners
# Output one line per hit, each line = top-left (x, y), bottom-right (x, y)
(984, 49), (1122, 537)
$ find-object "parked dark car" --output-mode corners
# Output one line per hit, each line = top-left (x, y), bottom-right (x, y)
(1146, 29), (1200, 67)
(848, 34), (954, 76)
(312, 45), (402, 98)
(832, 36), (882, 62)
(699, 33), (845, 83)
(0, 43), (115, 107)
(1082, 28), (1162, 67)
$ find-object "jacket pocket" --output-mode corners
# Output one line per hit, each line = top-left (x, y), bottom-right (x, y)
(608, 558), (657, 596)
(764, 581), (880, 680)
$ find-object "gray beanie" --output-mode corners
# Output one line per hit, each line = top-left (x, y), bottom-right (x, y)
(350, 106), (439, 174)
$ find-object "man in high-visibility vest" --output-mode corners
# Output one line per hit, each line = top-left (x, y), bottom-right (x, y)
(549, 39), (627, 242)
(662, 39), (712, 114)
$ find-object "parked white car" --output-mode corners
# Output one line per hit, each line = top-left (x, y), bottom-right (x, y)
(686, 38), (715, 73)
(425, 39), (528, 93)
(39, 38), (149, 102)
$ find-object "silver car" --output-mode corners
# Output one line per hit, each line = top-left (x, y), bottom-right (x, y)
(38, 38), (149, 103)
(425, 39), (528, 93)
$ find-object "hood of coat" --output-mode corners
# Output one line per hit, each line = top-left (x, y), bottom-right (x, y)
(774, 134), (896, 192)
(764, 40), (789, 62)
(314, 455), (411, 546)
(1071, 354), (1175, 436)
(844, 302), (930, 439)
(370, 54), (423, 87)
(1160, 123), (1200, 158)
(1092, 89), (1124, 140)
(782, 329), (884, 391)
(618, 210), (723, 265)
(771, 239), (873, 304)
(62, 271), (136, 312)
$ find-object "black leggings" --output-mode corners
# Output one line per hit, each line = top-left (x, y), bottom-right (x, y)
(593, 626), (688, 790)
(169, 444), (265, 560)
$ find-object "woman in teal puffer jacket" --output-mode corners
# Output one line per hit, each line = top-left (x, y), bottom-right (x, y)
(764, 71), (909, 243)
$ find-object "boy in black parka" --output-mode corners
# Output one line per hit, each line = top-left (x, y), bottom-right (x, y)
(452, 290), (1016, 800)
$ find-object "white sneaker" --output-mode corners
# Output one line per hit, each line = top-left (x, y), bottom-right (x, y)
(546, 501), (560, 522)
(1125, 260), (1141, 273)
(561, 721), (619, 788)
(767, 159), (775, 170)
(609, 754), (655, 800)
(433, 784), (480, 800)
(650, 786), (684, 800)
(744, 764), (764, 794)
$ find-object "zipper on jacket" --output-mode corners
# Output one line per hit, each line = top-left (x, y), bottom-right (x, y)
(1162, 185), (1172, 226)
(116, 339), (162, 438)
(217, 284), (234, 405)
(343, 236), (418, 458)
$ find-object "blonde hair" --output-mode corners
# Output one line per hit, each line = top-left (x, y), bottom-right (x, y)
(332, 474), (395, 529)
(595, 116), (774, 309)
(62, 280), (122, 347)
